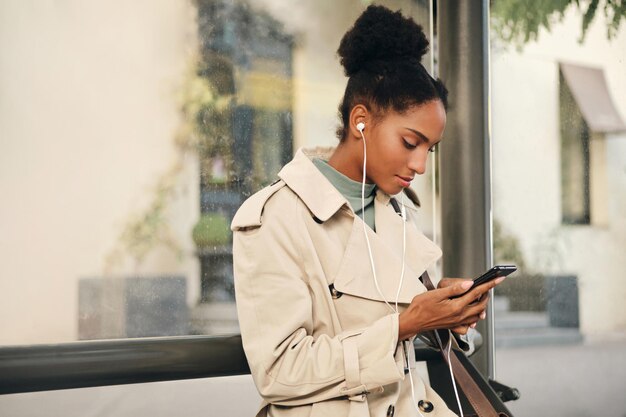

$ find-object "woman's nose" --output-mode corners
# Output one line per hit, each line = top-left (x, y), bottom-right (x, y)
(408, 151), (428, 175)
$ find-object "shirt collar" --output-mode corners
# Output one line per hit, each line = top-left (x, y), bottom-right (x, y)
(278, 147), (396, 221)
(312, 158), (376, 211)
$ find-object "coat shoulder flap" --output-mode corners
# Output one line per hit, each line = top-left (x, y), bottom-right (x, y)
(231, 180), (287, 231)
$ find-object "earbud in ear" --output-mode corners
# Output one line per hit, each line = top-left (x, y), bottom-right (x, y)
(356, 122), (365, 132)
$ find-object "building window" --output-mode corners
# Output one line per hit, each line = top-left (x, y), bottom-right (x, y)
(560, 70), (591, 225)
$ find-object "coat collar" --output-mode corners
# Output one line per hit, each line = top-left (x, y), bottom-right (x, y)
(331, 194), (442, 304)
(278, 147), (351, 222)
(278, 148), (441, 303)
(278, 147), (417, 221)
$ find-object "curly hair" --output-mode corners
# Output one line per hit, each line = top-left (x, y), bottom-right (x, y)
(336, 5), (448, 140)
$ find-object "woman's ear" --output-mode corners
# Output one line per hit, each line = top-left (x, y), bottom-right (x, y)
(348, 104), (369, 139)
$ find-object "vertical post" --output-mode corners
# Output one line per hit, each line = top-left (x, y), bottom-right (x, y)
(437, 1), (494, 377)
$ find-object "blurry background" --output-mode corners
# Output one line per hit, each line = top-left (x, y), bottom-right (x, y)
(490, 1), (626, 415)
(0, 0), (625, 416)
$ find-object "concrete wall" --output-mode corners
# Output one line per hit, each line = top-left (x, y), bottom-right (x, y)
(491, 7), (626, 335)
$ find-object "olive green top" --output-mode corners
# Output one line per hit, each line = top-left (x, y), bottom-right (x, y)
(312, 158), (376, 231)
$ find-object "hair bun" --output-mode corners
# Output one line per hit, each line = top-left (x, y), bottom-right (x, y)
(337, 5), (429, 77)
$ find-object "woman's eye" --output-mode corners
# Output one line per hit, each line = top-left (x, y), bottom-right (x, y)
(403, 138), (417, 149)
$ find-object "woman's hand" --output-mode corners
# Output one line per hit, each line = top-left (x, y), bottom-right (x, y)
(437, 278), (486, 334)
(398, 277), (505, 340)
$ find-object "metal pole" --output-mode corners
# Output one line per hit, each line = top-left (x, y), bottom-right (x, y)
(0, 335), (250, 394)
(0, 336), (445, 395)
(437, 0), (494, 378)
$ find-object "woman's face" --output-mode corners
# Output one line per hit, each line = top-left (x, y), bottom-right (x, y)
(361, 99), (446, 195)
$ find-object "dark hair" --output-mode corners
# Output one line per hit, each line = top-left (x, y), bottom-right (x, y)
(336, 5), (448, 140)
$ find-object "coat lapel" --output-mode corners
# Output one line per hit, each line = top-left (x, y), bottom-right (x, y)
(333, 193), (442, 304)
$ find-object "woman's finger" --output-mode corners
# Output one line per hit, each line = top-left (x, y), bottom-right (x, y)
(463, 276), (504, 301)
(451, 325), (469, 335)
(442, 280), (474, 298)
(437, 277), (464, 289)
(460, 300), (488, 323)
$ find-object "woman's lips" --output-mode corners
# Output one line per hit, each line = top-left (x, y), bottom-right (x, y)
(396, 175), (413, 187)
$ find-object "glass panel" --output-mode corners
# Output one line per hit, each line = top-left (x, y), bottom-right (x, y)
(0, 0), (435, 345)
(491, 3), (626, 416)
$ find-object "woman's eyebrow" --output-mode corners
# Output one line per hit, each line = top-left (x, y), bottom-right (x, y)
(404, 127), (433, 144)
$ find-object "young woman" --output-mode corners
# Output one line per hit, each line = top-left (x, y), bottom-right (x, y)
(232, 6), (504, 417)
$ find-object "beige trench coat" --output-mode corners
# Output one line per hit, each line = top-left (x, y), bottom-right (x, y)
(232, 148), (458, 417)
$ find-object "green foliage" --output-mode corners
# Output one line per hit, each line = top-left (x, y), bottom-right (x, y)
(493, 218), (527, 271)
(192, 213), (231, 248)
(176, 56), (235, 186)
(491, 0), (626, 47)
(105, 164), (183, 272)
(176, 59), (234, 164)
(105, 58), (233, 273)
(492, 219), (549, 311)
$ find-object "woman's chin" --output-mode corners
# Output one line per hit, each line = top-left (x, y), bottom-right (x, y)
(378, 183), (405, 196)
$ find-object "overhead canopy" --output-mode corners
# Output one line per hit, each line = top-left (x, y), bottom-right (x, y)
(560, 62), (626, 133)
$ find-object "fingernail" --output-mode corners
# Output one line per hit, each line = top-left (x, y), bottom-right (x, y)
(495, 277), (506, 284)
(461, 281), (473, 289)
(480, 312), (486, 319)
(471, 323), (477, 328)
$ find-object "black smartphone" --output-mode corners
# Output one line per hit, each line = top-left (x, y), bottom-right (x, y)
(472, 265), (517, 287)
(451, 265), (517, 299)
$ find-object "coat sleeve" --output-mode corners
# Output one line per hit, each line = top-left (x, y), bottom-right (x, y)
(232, 194), (404, 406)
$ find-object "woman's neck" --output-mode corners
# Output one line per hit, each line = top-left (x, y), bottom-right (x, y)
(327, 141), (372, 184)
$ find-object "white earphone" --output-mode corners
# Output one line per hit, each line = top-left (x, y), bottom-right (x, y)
(356, 120), (405, 313)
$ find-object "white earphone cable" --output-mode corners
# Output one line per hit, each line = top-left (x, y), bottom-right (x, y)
(404, 341), (426, 417)
(359, 127), (395, 314)
(446, 341), (464, 417)
(430, 145), (463, 417)
(431, 148), (438, 248)
(395, 192), (407, 312)
(359, 125), (460, 417)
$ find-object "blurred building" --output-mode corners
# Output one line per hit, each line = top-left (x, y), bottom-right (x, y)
(491, 6), (626, 337)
